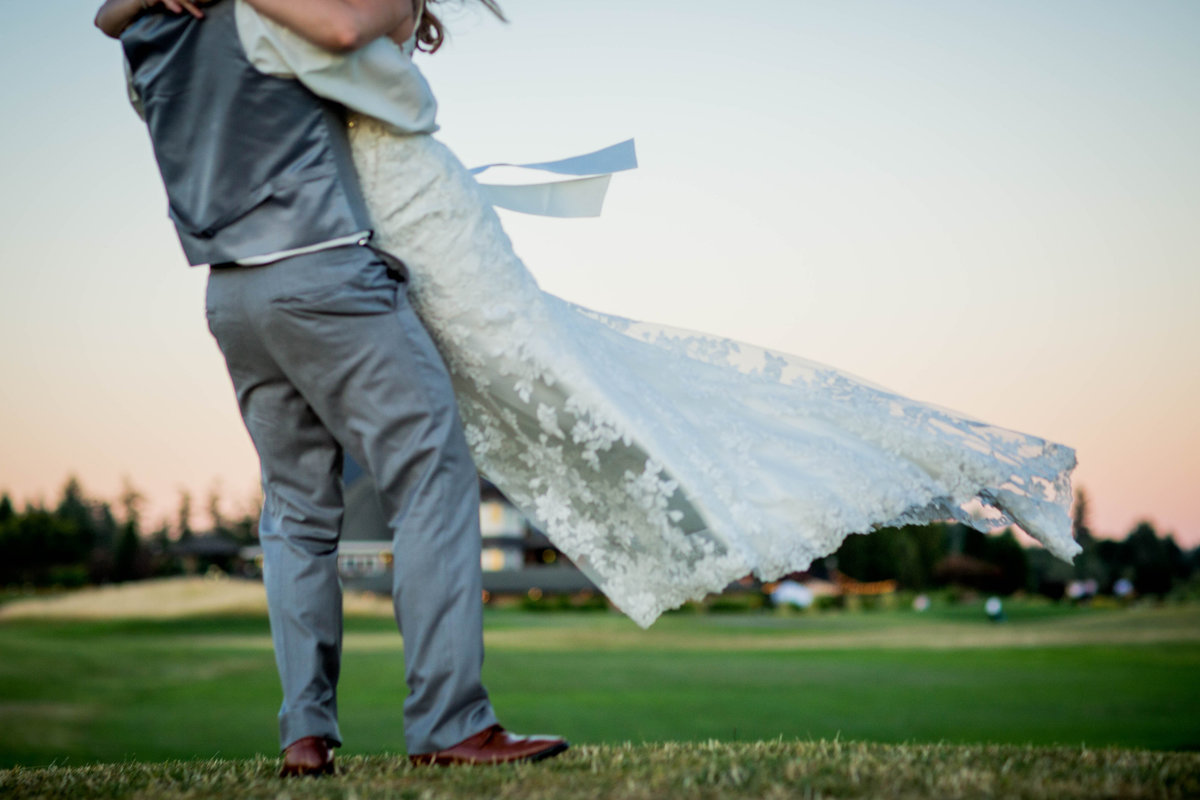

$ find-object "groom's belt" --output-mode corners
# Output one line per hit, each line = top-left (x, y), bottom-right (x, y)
(213, 236), (409, 284)
(232, 229), (372, 267)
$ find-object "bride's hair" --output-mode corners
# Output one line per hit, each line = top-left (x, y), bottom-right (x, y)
(416, 0), (506, 54)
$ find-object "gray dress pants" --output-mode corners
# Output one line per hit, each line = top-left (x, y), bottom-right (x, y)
(204, 245), (497, 754)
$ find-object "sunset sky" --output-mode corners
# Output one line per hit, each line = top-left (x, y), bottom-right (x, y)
(1, 0), (1197, 546)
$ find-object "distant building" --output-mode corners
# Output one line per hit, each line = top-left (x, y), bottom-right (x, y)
(241, 458), (596, 597)
(170, 533), (242, 575)
(479, 484), (527, 573)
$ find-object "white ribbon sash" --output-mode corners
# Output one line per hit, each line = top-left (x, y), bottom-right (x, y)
(470, 139), (637, 218)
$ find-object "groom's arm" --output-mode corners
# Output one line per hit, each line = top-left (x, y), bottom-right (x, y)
(244, 0), (413, 53)
(240, 0), (438, 135)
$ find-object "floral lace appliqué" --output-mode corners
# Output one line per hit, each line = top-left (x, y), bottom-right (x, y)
(349, 119), (1079, 628)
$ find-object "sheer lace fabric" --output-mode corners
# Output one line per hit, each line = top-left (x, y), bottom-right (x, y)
(349, 118), (1079, 628)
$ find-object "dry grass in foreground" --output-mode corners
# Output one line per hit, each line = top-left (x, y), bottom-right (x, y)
(0, 576), (393, 621)
(2, 741), (1196, 800)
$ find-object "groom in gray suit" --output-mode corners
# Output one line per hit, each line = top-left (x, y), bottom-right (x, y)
(105, 0), (565, 775)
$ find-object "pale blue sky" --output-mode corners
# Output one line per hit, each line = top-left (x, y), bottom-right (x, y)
(1, 1), (1197, 542)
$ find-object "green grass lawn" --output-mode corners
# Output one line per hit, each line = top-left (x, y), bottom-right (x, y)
(1, 603), (1198, 770)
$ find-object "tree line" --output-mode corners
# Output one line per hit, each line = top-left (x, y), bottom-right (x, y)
(1, 479), (1197, 600)
(0, 477), (258, 588)
(829, 491), (1198, 599)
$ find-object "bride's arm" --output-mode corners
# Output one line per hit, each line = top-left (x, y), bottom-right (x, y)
(94, 0), (204, 38)
(243, 0), (412, 53)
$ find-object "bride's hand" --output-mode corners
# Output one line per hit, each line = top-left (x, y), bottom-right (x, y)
(95, 0), (205, 39)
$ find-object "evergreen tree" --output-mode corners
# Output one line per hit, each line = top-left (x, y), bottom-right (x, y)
(960, 526), (990, 560)
(207, 484), (225, 534)
(889, 529), (925, 589)
(1070, 488), (1107, 585)
(834, 530), (895, 582)
(113, 521), (142, 582)
(148, 520), (180, 576)
(87, 501), (120, 583)
(55, 477), (97, 557)
(1125, 521), (1173, 596)
(830, 524), (946, 589)
(1026, 546), (1073, 598)
(177, 490), (194, 542)
(96, 502), (118, 547)
(985, 529), (1028, 595)
(1163, 534), (1190, 586)
(0, 506), (81, 585)
(113, 480), (147, 583)
(910, 523), (949, 589)
(120, 480), (145, 531)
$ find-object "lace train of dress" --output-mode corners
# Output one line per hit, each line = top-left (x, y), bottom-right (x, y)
(349, 118), (1079, 628)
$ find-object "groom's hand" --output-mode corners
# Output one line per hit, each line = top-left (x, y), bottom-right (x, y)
(148, 0), (206, 19)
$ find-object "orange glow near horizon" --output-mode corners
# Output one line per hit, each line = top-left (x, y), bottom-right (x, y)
(2, 1), (1198, 549)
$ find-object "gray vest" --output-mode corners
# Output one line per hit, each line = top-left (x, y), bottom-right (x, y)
(121, 0), (372, 266)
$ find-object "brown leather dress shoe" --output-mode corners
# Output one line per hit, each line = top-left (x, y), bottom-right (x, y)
(409, 724), (568, 766)
(279, 735), (336, 777)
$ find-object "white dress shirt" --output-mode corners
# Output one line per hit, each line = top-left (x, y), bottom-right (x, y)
(233, 0), (438, 136)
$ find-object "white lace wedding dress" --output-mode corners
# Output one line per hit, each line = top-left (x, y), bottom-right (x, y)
(349, 118), (1079, 628)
